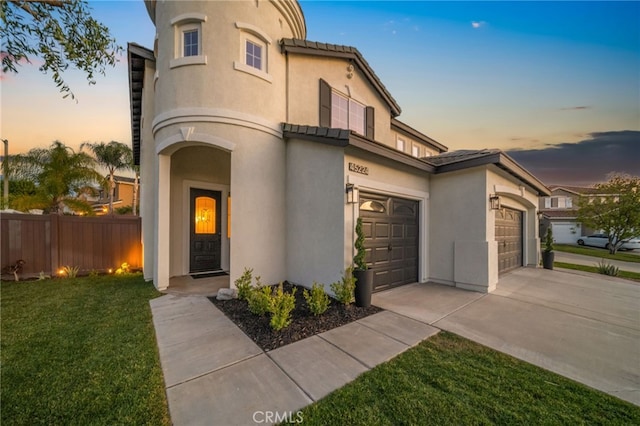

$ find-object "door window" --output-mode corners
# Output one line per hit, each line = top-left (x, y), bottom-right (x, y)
(195, 196), (216, 234)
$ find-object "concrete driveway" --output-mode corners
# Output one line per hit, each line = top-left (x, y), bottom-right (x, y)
(372, 268), (640, 406)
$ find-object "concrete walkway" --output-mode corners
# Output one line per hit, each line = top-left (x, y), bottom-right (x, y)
(150, 267), (639, 425)
(150, 295), (438, 425)
(374, 268), (640, 406)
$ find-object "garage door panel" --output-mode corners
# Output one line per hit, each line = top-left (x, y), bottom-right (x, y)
(374, 223), (389, 238)
(360, 193), (419, 292)
(362, 221), (373, 238)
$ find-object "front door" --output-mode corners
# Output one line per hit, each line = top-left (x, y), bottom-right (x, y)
(190, 188), (222, 273)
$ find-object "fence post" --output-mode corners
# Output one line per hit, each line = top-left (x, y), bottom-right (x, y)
(50, 214), (59, 277)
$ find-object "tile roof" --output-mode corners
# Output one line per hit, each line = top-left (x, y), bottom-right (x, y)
(280, 38), (402, 117)
(548, 185), (603, 195)
(424, 149), (501, 166)
(540, 209), (579, 219)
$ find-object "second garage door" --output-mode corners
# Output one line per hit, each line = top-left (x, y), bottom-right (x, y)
(359, 193), (418, 292)
(495, 207), (523, 274)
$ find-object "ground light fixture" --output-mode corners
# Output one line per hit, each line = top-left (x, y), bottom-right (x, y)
(346, 183), (359, 204)
(489, 194), (501, 210)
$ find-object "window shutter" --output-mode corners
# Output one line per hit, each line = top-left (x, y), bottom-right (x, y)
(319, 79), (331, 127)
(365, 106), (374, 139)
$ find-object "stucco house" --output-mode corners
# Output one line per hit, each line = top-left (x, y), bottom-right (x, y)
(539, 185), (603, 243)
(128, 0), (549, 294)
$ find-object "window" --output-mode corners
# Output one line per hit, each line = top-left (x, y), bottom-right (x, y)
(195, 196), (216, 234)
(544, 197), (551, 208)
(566, 198), (573, 208)
(412, 145), (420, 157)
(330, 91), (365, 135)
(183, 29), (199, 57)
(397, 138), (405, 152)
(234, 22), (272, 82)
(319, 79), (374, 139)
(245, 40), (262, 70)
(170, 13), (207, 68)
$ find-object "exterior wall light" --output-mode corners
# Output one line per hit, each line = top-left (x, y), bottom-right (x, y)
(489, 194), (501, 210)
(346, 183), (359, 204)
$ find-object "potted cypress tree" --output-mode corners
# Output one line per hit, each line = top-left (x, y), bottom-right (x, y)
(353, 217), (373, 307)
(542, 227), (554, 270)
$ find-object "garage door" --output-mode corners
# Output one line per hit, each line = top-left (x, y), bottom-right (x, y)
(495, 207), (523, 274)
(359, 193), (418, 292)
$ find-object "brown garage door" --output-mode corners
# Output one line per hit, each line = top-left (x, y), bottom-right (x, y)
(359, 193), (418, 292)
(495, 207), (523, 273)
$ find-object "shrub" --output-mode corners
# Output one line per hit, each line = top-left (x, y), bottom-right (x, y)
(61, 265), (79, 278)
(330, 266), (356, 306)
(354, 217), (367, 270)
(88, 269), (100, 278)
(544, 227), (554, 252)
(248, 277), (272, 316)
(303, 282), (330, 316)
(115, 262), (130, 275)
(235, 267), (254, 301)
(596, 259), (619, 276)
(269, 282), (297, 331)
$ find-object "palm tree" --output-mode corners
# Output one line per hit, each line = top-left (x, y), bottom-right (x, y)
(81, 141), (133, 215)
(10, 141), (102, 214)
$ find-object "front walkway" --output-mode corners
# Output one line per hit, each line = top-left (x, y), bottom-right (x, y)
(373, 267), (640, 406)
(150, 295), (438, 425)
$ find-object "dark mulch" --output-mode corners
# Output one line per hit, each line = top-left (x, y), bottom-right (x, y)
(209, 282), (382, 351)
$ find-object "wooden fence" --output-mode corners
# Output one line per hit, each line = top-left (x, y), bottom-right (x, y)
(1, 213), (142, 279)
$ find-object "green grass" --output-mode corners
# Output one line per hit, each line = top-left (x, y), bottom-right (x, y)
(299, 332), (640, 425)
(555, 262), (640, 281)
(1, 274), (170, 425)
(554, 244), (640, 263)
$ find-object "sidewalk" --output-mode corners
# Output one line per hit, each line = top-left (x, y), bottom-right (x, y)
(150, 294), (439, 426)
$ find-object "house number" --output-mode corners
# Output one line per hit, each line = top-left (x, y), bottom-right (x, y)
(349, 162), (369, 175)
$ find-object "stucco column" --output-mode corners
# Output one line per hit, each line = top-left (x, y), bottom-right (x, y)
(154, 153), (171, 290)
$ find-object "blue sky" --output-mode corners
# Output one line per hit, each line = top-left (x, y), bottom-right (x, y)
(2, 1), (639, 185)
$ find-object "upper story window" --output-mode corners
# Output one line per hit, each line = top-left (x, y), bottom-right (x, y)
(412, 144), (420, 157)
(320, 79), (374, 139)
(544, 196), (573, 209)
(245, 40), (262, 70)
(183, 28), (199, 57)
(170, 13), (207, 68)
(234, 22), (272, 83)
(330, 91), (365, 135)
(397, 138), (405, 153)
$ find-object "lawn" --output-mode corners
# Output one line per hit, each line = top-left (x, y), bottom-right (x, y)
(0, 274), (170, 425)
(555, 262), (640, 281)
(300, 332), (640, 425)
(554, 244), (640, 263)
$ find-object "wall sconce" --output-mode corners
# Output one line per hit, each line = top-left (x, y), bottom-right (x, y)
(489, 194), (501, 210)
(346, 183), (359, 204)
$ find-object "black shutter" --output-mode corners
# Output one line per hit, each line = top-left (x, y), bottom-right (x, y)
(365, 106), (375, 139)
(319, 79), (331, 127)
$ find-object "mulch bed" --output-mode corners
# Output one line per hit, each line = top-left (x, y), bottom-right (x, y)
(209, 282), (382, 351)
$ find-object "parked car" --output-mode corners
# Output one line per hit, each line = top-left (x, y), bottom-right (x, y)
(576, 234), (640, 251)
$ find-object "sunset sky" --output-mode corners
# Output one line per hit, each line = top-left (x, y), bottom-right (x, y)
(2, 1), (639, 186)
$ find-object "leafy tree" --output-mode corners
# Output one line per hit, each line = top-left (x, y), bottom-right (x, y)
(81, 141), (133, 215)
(1, 0), (121, 99)
(10, 141), (102, 214)
(577, 174), (640, 254)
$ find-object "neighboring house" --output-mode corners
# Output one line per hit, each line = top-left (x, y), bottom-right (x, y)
(128, 0), (549, 294)
(80, 175), (138, 215)
(539, 185), (601, 243)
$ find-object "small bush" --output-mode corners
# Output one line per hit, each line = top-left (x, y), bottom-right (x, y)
(330, 266), (356, 306)
(115, 262), (130, 275)
(88, 269), (100, 278)
(248, 277), (272, 316)
(235, 267), (253, 301)
(269, 283), (297, 331)
(61, 265), (79, 278)
(596, 259), (619, 276)
(303, 282), (330, 316)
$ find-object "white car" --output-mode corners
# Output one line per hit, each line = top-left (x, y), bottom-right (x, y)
(577, 234), (640, 251)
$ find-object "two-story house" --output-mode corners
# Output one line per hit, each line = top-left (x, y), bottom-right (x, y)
(128, 0), (549, 294)
(539, 185), (602, 243)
